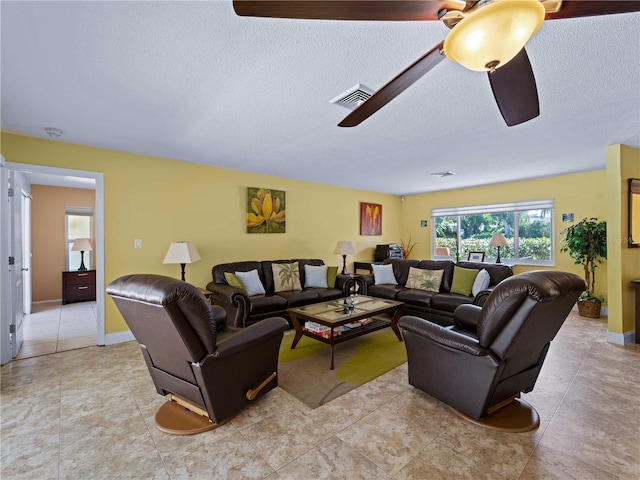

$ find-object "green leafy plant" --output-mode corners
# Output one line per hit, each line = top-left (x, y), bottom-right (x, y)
(560, 217), (607, 301)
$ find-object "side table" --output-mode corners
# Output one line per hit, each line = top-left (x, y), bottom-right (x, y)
(62, 270), (96, 304)
(198, 287), (213, 304)
(343, 275), (367, 296)
(632, 280), (640, 344)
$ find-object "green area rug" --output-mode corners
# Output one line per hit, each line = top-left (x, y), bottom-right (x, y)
(277, 329), (407, 408)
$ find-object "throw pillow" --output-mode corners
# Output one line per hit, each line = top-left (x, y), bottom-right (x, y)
(406, 267), (444, 292)
(224, 272), (246, 291)
(372, 264), (397, 285)
(326, 266), (339, 288)
(272, 262), (302, 292)
(471, 269), (491, 297)
(235, 269), (266, 296)
(304, 264), (328, 288)
(450, 266), (480, 296)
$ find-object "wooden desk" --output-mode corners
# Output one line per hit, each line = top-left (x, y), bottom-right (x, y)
(632, 280), (640, 344)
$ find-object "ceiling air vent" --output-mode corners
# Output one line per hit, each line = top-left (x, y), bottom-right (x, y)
(430, 171), (457, 178)
(330, 84), (374, 110)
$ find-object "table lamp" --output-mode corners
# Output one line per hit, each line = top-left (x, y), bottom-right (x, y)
(489, 233), (508, 264)
(163, 242), (201, 281)
(71, 238), (92, 271)
(333, 241), (355, 275)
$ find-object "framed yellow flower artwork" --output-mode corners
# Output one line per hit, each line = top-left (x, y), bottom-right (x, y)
(360, 202), (382, 236)
(246, 187), (286, 233)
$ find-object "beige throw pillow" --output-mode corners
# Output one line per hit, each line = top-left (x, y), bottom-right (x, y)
(406, 267), (444, 292)
(272, 262), (302, 292)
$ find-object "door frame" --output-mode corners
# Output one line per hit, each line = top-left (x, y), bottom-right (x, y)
(0, 156), (11, 364)
(1, 162), (105, 363)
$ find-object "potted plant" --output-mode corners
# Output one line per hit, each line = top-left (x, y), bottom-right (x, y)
(560, 217), (607, 318)
(400, 236), (417, 259)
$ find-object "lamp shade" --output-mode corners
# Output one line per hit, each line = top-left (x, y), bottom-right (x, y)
(163, 242), (201, 264)
(489, 233), (508, 247)
(443, 0), (545, 72)
(71, 238), (92, 252)
(333, 241), (356, 255)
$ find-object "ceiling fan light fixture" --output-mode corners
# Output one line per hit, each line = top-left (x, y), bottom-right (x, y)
(443, 0), (545, 72)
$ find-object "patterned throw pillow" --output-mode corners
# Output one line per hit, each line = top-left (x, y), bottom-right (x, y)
(272, 262), (302, 292)
(406, 267), (444, 292)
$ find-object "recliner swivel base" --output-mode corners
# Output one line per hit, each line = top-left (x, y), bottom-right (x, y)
(450, 397), (540, 433)
(154, 395), (231, 435)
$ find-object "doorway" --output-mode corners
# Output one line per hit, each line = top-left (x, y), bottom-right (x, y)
(1, 162), (105, 365)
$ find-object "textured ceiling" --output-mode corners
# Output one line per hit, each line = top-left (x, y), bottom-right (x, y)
(1, 1), (639, 195)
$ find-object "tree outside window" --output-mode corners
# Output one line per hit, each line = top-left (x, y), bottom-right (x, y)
(432, 203), (553, 265)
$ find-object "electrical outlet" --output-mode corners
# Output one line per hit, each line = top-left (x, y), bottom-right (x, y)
(134, 239), (142, 249)
(420, 220), (428, 227)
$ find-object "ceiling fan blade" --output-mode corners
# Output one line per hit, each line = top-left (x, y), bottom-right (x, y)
(488, 48), (539, 127)
(339, 41), (445, 127)
(233, 1), (467, 21)
(545, 0), (640, 19)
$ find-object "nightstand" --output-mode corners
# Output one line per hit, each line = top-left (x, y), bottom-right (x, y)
(62, 270), (96, 304)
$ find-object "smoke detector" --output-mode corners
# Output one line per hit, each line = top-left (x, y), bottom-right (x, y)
(44, 127), (63, 139)
(430, 170), (457, 178)
(330, 84), (374, 110)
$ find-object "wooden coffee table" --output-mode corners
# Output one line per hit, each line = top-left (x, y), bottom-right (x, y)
(288, 295), (404, 369)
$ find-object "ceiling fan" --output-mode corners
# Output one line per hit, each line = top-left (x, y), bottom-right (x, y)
(233, 0), (640, 127)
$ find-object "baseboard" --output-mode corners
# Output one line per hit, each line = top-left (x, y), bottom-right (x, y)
(605, 330), (636, 345)
(105, 330), (135, 345)
(32, 299), (62, 304)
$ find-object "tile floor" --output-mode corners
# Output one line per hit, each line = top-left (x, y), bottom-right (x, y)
(15, 301), (97, 360)
(1, 311), (639, 479)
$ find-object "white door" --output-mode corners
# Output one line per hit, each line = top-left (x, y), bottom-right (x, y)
(8, 171), (25, 357)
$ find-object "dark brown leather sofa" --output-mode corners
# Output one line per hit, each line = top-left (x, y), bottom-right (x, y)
(398, 270), (586, 430)
(361, 258), (514, 326)
(107, 274), (289, 434)
(206, 259), (347, 328)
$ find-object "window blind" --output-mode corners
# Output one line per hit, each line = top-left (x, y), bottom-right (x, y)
(431, 199), (554, 217)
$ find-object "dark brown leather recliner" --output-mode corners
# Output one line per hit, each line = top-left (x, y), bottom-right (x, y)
(398, 270), (586, 432)
(107, 274), (289, 435)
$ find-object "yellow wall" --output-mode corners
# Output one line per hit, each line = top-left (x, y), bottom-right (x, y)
(1, 132), (402, 334)
(3, 130), (636, 340)
(402, 170), (609, 300)
(30, 185), (95, 301)
(606, 145), (640, 337)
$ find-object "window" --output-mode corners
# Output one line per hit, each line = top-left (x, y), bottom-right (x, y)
(432, 200), (553, 265)
(65, 206), (93, 271)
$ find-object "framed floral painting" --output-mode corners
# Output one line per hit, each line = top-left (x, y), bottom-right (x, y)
(246, 187), (286, 233)
(360, 202), (382, 236)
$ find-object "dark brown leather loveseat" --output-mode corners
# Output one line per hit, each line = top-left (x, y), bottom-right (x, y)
(207, 259), (347, 327)
(361, 258), (513, 326)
